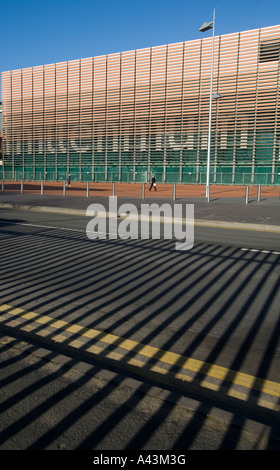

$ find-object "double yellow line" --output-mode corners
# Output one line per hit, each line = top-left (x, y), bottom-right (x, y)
(0, 303), (279, 411)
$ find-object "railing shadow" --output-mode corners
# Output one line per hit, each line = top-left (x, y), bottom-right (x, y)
(0, 220), (279, 449)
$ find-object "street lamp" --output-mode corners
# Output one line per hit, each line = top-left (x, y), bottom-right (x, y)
(199, 9), (221, 201)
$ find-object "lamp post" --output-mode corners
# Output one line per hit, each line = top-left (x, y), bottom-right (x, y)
(199, 9), (221, 201)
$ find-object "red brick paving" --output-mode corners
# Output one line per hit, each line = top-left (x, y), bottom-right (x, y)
(1, 180), (280, 198)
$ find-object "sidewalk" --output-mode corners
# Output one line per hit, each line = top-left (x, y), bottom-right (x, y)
(1, 180), (280, 199)
(0, 181), (280, 230)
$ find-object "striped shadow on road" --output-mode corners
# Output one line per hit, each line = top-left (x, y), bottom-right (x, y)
(0, 302), (279, 413)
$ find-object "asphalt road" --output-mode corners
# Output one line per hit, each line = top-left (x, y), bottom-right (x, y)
(0, 207), (280, 451)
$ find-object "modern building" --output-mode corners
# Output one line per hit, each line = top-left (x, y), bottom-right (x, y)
(0, 103), (2, 165)
(1, 24), (280, 185)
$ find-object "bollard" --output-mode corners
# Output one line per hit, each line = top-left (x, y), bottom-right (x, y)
(41, 180), (44, 195)
(173, 183), (176, 201)
(1, 178), (4, 192)
(245, 186), (249, 204)
(63, 181), (66, 196)
(207, 186), (210, 203)
(112, 182), (115, 197)
(87, 181), (89, 197)
(142, 183), (145, 199)
(257, 184), (261, 202)
(21, 179), (23, 194)
(206, 185), (210, 202)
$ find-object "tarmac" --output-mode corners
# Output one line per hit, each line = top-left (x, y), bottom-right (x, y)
(1, 181), (280, 448)
(0, 180), (280, 231)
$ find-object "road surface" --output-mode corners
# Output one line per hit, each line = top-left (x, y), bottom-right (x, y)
(0, 207), (279, 451)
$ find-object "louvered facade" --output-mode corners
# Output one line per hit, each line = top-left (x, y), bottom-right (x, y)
(1, 24), (280, 185)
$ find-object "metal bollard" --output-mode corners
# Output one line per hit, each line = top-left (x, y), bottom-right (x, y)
(21, 179), (23, 194)
(1, 178), (4, 192)
(63, 181), (66, 195)
(142, 183), (145, 199)
(257, 184), (261, 202)
(173, 183), (176, 201)
(87, 181), (89, 197)
(41, 180), (44, 195)
(206, 185), (210, 202)
(112, 182), (115, 197)
(245, 186), (249, 204)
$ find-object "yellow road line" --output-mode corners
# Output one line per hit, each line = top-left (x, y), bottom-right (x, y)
(0, 303), (279, 400)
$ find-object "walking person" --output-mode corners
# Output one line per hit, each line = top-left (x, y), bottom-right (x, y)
(149, 174), (157, 191)
(66, 172), (71, 187)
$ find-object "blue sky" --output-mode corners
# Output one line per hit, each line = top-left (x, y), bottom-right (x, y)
(1, 0), (280, 98)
